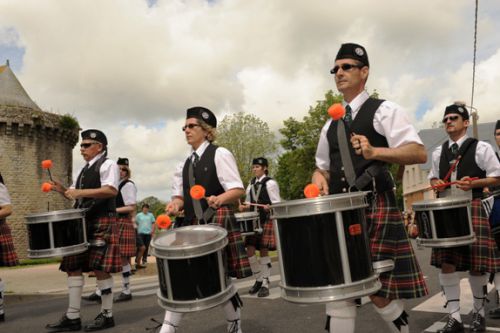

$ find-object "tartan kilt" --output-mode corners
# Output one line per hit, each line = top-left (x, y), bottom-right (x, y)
(0, 221), (19, 267)
(431, 198), (500, 272)
(117, 216), (136, 257)
(60, 216), (122, 273)
(245, 217), (276, 250)
(368, 191), (428, 299)
(208, 206), (252, 279)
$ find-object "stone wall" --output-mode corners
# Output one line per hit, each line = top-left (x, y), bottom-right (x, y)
(0, 105), (78, 258)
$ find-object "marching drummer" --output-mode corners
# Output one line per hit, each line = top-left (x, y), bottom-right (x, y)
(157, 106), (251, 333)
(239, 157), (281, 297)
(489, 120), (500, 319)
(428, 105), (500, 332)
(312, 43), (428, 333)
(48, 129), (121, 332)
(0, 172), (19, 323)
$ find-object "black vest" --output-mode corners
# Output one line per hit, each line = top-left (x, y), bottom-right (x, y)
(438, 138), (486, 199)
(326, 98), (393, 193)
(116, 179), (135, 217)
(74, 155), (117, 219)
(182, 144), (225, 223)
(249, 176), (272, 222)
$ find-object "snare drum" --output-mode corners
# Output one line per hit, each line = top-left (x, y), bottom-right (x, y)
(25, 209), (88, 258)
(271, 192), (382, 304)
(413, 197), (475, 248)
(150, 225), (235, 312)
(234, 211), (261, 235)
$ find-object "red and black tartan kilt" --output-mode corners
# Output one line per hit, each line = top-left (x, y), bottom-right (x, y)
(208, 207), (252, 279)
(0, 221), (19, 267)
(368, 191), (428, 299)
(117, 216), (136, 257)
(60, 216), (122, 273)
(431, 198), (500, 272)
(245, 217), (276, 250)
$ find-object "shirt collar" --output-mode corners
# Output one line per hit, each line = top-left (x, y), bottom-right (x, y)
(448, 134), (468, 148)
(87, 152), (105, 167)
(192, 140), (210, 157)
(343, 90), (369, 115)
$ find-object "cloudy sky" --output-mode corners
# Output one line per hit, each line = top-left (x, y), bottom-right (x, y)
(1, 0), (499, 200)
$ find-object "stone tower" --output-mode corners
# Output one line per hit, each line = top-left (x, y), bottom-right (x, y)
(0, 61), (79, 259)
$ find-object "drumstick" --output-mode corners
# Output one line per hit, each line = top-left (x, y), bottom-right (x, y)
(430, 177), (479, 190)
(243, 202), (268, 208)
(41, 160), (54, 182)
(190, 185), (208, 201)
(443, 155), (462, 182)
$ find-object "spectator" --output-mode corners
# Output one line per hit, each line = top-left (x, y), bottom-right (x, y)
(135, 204), (155, 268)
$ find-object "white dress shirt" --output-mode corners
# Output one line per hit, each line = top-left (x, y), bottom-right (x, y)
(171, 140), (244, 197)
(0, 183), (11, 206)
(245, 175), (281, 204)
(119, 180), (137, 205)
(315, 91), (423, 170)
(70, 152), (120, 190)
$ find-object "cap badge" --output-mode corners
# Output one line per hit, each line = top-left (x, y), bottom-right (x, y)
(201, 111), (209, 120)
(90, 132), (97, 138)
(355, 47), (364, 56)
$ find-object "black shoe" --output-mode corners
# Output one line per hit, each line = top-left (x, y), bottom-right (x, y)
(114, 292), (132, 303)
(489, 306), (500, 319)
(470, 312), (486, 332)
(83, 313), (114, 332)
(0, 313), (4, 322)
(437, 316), (464, 333)
(248, 280), (262, 295)
(46, 314), (82, 332)
(82, 292), (101, 303)
(257, 286), (270, 297)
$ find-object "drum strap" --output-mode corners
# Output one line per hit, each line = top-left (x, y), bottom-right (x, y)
(188, 158), (215, 223)
(336, 118), (357, 188)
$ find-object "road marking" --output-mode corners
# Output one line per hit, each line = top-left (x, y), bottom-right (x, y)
(412, 278), (494, 315)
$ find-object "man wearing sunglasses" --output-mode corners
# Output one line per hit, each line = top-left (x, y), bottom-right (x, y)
(313, 43), (428, 333)
(154, 107), (250, 333)
(48, 129), (121, 332)
(428, 104), (500, 332)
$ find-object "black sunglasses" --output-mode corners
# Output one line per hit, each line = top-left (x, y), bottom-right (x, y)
(442, 115), (460, 123)
(330, 63), (365, 75)
(80, 142), (98, 149)
(182, 124), (201, 131)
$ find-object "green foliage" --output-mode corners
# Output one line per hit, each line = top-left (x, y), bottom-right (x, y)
(59, 113), (80, 130)
(276, 90), (343, 199)
(216, 112), (278, 186)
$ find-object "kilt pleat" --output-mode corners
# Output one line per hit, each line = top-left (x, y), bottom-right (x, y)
(368, 192), (428, 299)
(245, 218), (276, 250)
(117, 216), (136, 257)
(0, 221), (18, 267)
(210, 207), (252, 279)
(431, 198), (500, 272)
(60, 216), (122, 273)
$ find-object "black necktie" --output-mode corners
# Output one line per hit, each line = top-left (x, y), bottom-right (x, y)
(344, 104), (353, 126)
(192, 152), (199, 168)
(450, 143), (459, 156)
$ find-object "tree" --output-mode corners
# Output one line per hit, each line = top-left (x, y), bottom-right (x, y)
(276, 90), (342, 199)
(137, 196), (166, 217)
(216, 112), (278, 186)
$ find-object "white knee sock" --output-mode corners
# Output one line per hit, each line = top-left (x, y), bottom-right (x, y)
(159, 311), (183, 333)
(469, 273), (488, 316)
(325, 300), (357, 333)
(373, 300), (409, 333)
(495, 273), (500, 291)
(249, 255), (261, 281)
(223, 299), (242, 333)
(97, 277), (114, 318)
(439, 272), (461, 322)
(0, 280), (5, 315)
(67, 276), (84, 319)
(259, 256), (271, 281)
(122, 263), (131, 294)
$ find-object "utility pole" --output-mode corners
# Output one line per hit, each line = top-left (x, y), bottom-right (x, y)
(470, 107), (479, 139)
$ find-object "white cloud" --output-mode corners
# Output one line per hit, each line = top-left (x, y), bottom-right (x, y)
(1, 0), (499, 200)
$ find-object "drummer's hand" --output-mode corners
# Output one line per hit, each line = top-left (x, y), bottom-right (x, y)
(64, 189), (80, 200)
(456, 176), (474, 191)
(351, 133), (375, 159)
(312, 170), (329, 196)
(166, 201), (180, 216)
(431, 179), (446, 192)
(238, 204), (249, 212)
(207, 195), (222, 209)
(50, 180), (66, 194)
(263, 204), (271, 212)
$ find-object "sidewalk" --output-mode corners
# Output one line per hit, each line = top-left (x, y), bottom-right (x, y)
(0, 257), (158, 296)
